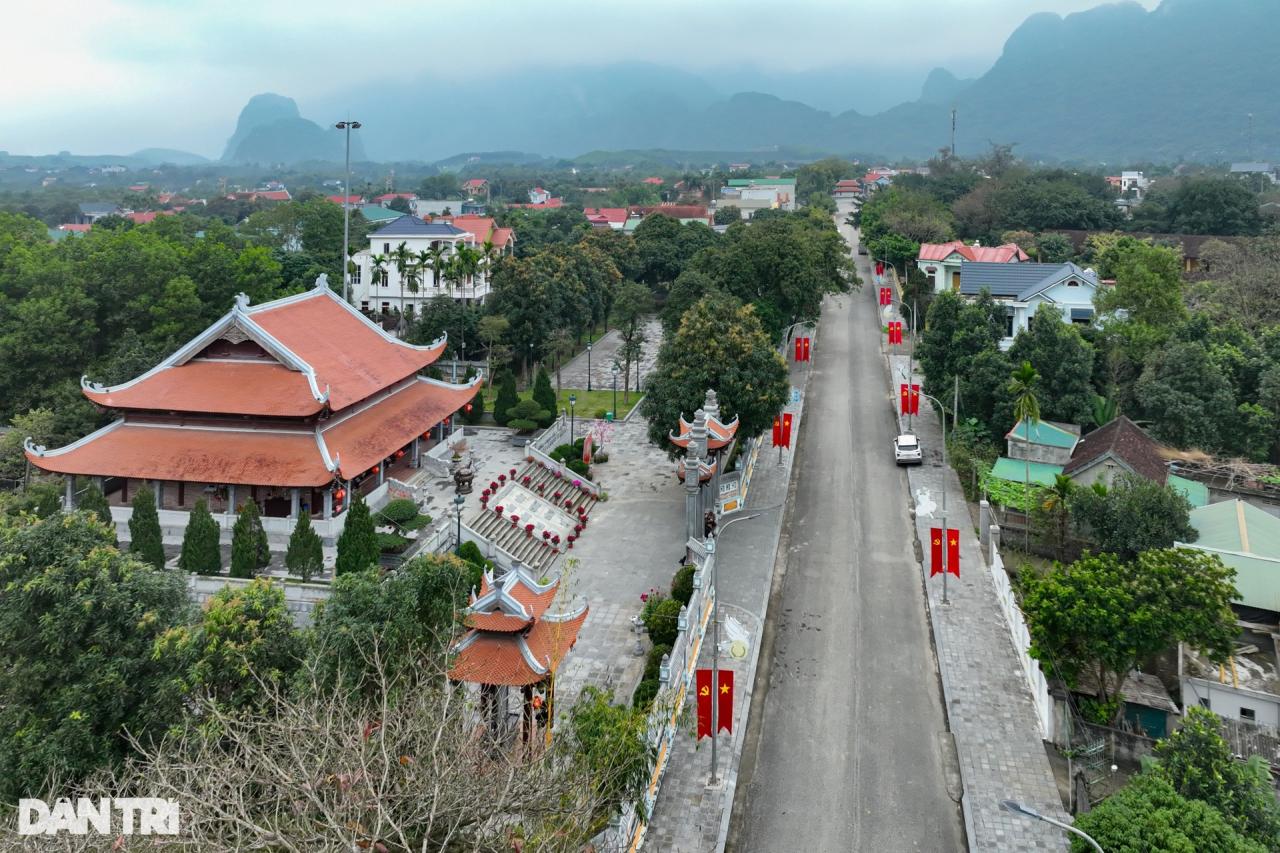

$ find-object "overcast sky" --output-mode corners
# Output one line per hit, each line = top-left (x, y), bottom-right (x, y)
(1, 0), (1159, 157)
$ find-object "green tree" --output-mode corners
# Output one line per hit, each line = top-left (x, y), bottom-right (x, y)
(714, 205), (742, 225)
(155, 578), (302, 716)
(284, 510), (324, 582)
(1073, 773), (1265, 853)
(128, 484), (166, 569)
(0, 511), (188, 803)
(309, 553), (472, 694)
(1034, 231), (1073, 263)
(229, 499), (270, 578)
(1008, 360), (1041, 551)
(531, 366), (558, 427)
(663, 270), (720, 334)
(1007, 304), (1096, 425)
(0, 407), (58, 484)
(1095, 241), (1187, 329)
(492, 370), (519, 427)
(1032, 474), (1077, 561)
(1135, 339), (1236, 451)
(334, 494), (379, 577)
(568, 686), (655, 818)
(178, 498), (222, 575)
(641, 293), (788, 450)
(1068, 473), (1196, 559)
(1020, 548), (1236, 719)
(77, 481), (113, 529)
(1164, 177), (1264, 236)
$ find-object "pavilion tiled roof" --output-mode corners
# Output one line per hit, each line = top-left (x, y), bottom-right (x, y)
(80, 284), (448, 416)
(462, 567), (560, 632)
(669, 412), (739, 450)
(448, 608), (588, 687)
(24, 420), (334, 487)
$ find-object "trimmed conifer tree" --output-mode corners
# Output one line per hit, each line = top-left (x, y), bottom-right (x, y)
(532, 367), (558, 427)
(230, 500), (270, 579)
(492, 370), (519, 427)
(285, 510), (324, 583)
(78, 481), (112, 526)
(335, 494), (379, 576)
(179, 499), (222, 575)
(128, 484), (166, 569)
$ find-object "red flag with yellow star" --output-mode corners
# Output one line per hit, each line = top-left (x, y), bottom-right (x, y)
(947, 528), (961, 577)
(930, 527), (943, 576)
(717, 670), (733, 733)
(696, 669), (712, 739)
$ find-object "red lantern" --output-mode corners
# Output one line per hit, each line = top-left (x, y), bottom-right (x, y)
(335, 488), (347, 501)
(394, 449), (405, 459)
(371, 465), (380, 475)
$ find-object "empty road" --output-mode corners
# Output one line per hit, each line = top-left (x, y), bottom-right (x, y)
(730, 223), (965, 851)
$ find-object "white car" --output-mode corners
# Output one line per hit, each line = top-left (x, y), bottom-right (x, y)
(894, 433), (922, 465)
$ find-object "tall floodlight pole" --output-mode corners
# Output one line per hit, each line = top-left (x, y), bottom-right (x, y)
(335, 119), (362, 303)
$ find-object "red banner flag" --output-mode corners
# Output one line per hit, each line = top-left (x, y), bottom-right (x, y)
(802, 336), (811, 362)
(946, 528), (961, 577)
(794, 337), (803, 362)
(875, 261), (884, 276)
(771, 415), (782, 447)
(782, 413), (793, 448)
(910, 384), (921, 415)
(717, 670), (734, 733)
(930, 527), (943, 576)
(582, 432), (594, 464)
(900, 383), (910, 414)
(696, 669), (713, 739)
(885, 287), (892, 305)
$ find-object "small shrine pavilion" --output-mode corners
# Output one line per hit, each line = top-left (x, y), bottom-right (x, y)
(448, 565), (588, 742)
(670, 390), (739, 541)
(24, 277), (480, 541)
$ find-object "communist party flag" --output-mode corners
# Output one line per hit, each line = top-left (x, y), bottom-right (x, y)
(794, 337), (803, 361)
(781, 413), (793, 448)
(771, 415), (783, 447)
(801, 337), (811, 362)
(947, 528), (961, 577)
(717, 670), (734, 733)
(875, 261), (884, 277)
(880, 287), (890, 306)
(910, 384), (921, 415)
(696, 669), (713, 739)
(582, 432), (594, 464)
(900, 383), (910, 414)
(930, 527), (944, 576)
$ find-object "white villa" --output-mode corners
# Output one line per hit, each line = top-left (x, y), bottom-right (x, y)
(957, 261), (1102, 349)
(350, 214), (514, 313)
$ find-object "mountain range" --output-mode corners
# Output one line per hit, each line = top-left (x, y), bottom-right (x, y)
(218, 0), (1277, 166)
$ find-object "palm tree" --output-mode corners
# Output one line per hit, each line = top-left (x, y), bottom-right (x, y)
(479, 239), (498, 289)
(1038, 474), (1076, 561)
(1090, 392), (1118, 429)
(369, 253), (389, 311)
(391, 242), (415, 322)
(455, 244), (482, 297)
(415, 249), (433, 293)
(426, 243), (447, 290)
(1008, 360), (1041, 552)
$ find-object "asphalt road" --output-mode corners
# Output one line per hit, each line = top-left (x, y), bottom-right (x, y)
(730, 224), (965, 851)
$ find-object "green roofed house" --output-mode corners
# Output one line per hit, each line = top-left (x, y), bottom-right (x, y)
(989, 456), (1063, 487)
(1005, 417), (1079, 465)
(1179, 499), (1280, 613)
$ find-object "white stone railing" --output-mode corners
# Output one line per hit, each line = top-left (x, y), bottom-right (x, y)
(989, 542), (1054, 740)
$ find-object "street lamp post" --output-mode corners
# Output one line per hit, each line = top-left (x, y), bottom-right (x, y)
(611, 362), (620, 418)
(914, 378), (957, 605)
(335, 119), (362, 304)
(586, 340), (593, 392)
(453, 493), (465, 549)
(1000, 800), (1104, 852)
(569, 393), (577, 445)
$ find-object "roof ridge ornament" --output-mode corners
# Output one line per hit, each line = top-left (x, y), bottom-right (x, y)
(314, 273), (329, 291)
(233, 292), (251, 311)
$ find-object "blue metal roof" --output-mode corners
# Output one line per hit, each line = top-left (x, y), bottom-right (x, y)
(959, 261), (1096, 301)
(371, 215), (466, 238)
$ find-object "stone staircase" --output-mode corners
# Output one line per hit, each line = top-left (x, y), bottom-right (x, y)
(466, 460), (598, 574)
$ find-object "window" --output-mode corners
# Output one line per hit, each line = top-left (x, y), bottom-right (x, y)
(383, 242), (390, 254)
(1241, 707), (1257, 721)
(351, 265), (361, 285)
(1004, 310), (1015, 339)
(360, 301), (369, 312)
(381, 302), (390, 314)
(1066, 279), (1079, 287)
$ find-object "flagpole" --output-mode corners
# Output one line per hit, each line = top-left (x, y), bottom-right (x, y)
(919, 386), (952, 605)
(707, 535), (720, 785)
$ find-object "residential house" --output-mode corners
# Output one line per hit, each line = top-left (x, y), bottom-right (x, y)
(350, 214), (512, 312)
(955, 261), (1101, 349)
(584, 207), (628, 230)
(528, 186), (553, 205)
(1106, 171), (1150, 199)
(459, 200), (486, 215)
(916, 240), (1029, 293)
(1062, 415), (1207, 504)
(716, 177), (796, 219)
(1178, 501), (1280, 727)
(1230, 162), (1278, 186)
(642, 176), (664, 186)
(461, 178), (489, 200)
(1070, 669), (1179, 738)
(727, 163), (750, 172)
(326, 194), (365, 209)
(75, 202), (120, 224)
(124, 211), (176, 225)
(984, 417), (1079, 494)
(411, 200), (460, 218)
(372, 192), (417, 207)
(358, 204), (404, 224)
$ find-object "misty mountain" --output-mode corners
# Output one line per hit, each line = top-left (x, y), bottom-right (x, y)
(219, 0), (1277, 166)
(222, 93), (365, 165)
(131, 148), (210, 166)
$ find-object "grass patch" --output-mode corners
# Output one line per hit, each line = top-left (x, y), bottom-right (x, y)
(399, 513), (431, 531)
(376, 532), (412, 554)
(555, 389), (640, 420)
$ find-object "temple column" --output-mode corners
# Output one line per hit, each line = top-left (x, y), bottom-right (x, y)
(154, 480), (164, 509)
(323, 489), (333, 520)
(64, 476), (75, 511)
(684, 408), (709, 543)
(290, 488), (301, 519)
(227, 484), (237, 515)
(411, 437), (420, 469)
(378, 464), (385, 486)
(121, 478), (129, 502)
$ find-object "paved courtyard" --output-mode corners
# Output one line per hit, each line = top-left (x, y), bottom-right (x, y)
(555, 319), (663, 393)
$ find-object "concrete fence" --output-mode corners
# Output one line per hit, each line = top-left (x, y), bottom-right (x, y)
(186, 574), (333, 627)
(988, 539), (1055, 740)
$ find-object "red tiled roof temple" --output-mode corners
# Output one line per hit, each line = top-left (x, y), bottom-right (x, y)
(26, 282), (479, 489)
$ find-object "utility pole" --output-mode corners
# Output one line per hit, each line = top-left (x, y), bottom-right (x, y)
(950, 107), (957, 160)
(335, 119), (362, 304)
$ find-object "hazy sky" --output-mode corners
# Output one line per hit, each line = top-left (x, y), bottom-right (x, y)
(1, 0), (1159, 157)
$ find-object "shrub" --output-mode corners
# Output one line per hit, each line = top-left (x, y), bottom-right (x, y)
(461, 387), (484, 424)
(643, 596), (683, 647)
(492, 371), (518, 427)
(376, 532), (411, 553)
(507, 398), (550, 433)
(335, 494), (379, 576)
(284, 510), (323, 582)
(632, 679), (659, 709)
(531, 368), (558, 428)
(128, 485), (165, 569)
(671, 565), (695, 605)
(179, 499), (222, 575)
(593, 450), (610, 464)
(379, 497), (419, 524)
(594, 408), (609, 419)
(565, 458), (591, 479)
(644, 643), (672, 682)
(229, 500), (269, 578)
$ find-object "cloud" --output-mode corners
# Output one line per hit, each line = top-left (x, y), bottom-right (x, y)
(0, 0), (1160, 155)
